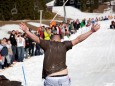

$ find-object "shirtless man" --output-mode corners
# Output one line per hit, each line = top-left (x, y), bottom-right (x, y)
(20, 23), (100, 86)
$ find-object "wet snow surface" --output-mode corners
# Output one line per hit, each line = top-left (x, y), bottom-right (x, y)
(0, 5), (115, 86)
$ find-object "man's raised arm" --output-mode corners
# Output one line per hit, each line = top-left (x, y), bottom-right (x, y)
(19, 23), (40, 44)
(72, 24), (100, 46)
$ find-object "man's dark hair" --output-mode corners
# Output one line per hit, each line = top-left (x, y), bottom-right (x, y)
(12, 30), (15, 32)
(3, 37), (7, 40)
(51, 34), (62, 40)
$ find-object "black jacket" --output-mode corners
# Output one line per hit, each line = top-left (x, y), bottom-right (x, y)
(9, 34), (17, 46)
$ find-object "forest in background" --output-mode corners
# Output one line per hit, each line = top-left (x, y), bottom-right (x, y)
(0, 0), (53, 20)
(0, 0), (111, 20)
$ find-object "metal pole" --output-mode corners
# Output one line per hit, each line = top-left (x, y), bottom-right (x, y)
(22, 65), (27, 86)
(63, 0), (67, 23)
(50, 0), (68, 23)
(40, 10), (43, 27)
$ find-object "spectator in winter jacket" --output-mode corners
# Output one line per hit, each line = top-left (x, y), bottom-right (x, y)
(6, 40), (13, 64)
(110, 21), (115, 29)
(34, 32), (42, 56)
(104, 16), (108, 20)
(83, 19), (86, 25)
(23, 33), (30, 58)
(91, 18), (96, 25)
(59, 23), (65, 39)
(9, 30), (17, 62)
(86, 20), (91, 27)
(44, 28), (51, 40)
(0, 39), (10, 69)
(16, 33), (25, 62)
(37, 27), (44, 39)
(101, 17), (104, 21)
(0, 40), (3, 51)
(80, 20), (85, 28)
(76, 19), (81, 30)
(95, 17), (99, 22)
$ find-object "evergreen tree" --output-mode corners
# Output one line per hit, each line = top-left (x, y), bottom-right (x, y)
(0, 0), (53, 20)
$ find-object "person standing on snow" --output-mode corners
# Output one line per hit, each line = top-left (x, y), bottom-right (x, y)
(20, 23), (100, 86)
(16, 33), (25, 62)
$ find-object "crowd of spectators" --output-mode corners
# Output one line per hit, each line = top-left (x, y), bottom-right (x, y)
(0, 15), (115, 69)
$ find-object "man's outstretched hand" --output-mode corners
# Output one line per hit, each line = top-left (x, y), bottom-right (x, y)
(19, 22), (29, 32)
(91, 24), (100, 32)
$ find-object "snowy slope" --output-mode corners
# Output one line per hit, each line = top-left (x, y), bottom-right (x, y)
(52, 6), (115, 20)
(0, 3), (115, 85)
(28, 22), (49, 27)
(0, 24), (22, 39)
(1, 20), (115, 86)
(0, 23), (48, 39)
(46, 0), (54, 6)
(47, 0), (115, 20)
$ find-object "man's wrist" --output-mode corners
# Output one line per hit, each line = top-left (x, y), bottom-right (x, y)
(25, 28), (29, 33)
(91, 28), (96, 33)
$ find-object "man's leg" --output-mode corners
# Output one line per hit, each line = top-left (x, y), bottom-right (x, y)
(31, 45), (35, 56)
(44, 78), (54, 86)
(6, 55), (11, 66)
(20, 47), (25, 62)
(1, 56), (5, 69)
(12, 46), (16, 62)
(17, 47), (21, 62)
(9, 55), (13, 64)
(58, 77), (71, 86)
(29, 46), (32, 56)
(25, 48), (29, 58)
(4, 58), (7, 67)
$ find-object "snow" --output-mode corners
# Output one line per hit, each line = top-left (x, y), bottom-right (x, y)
(0, 19), (115, 86)
(28, 22), (49, 27)
(0, 5), (115, 86)
(47, 0), (115, 20)
(67, 22), (115, 86)
(52, 6), (115, 20)
(46, 0), (54, 7)
(0, 23), (49, 39)
(0, 24), (22, 39)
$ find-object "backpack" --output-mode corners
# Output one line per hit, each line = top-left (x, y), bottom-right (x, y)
(1, 46), (8, 56)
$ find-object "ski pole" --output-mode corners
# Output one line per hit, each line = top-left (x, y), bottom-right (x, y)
(22, 65), (27, 86)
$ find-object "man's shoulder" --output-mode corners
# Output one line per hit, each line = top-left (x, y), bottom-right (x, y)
(62, 41), (72, 43)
